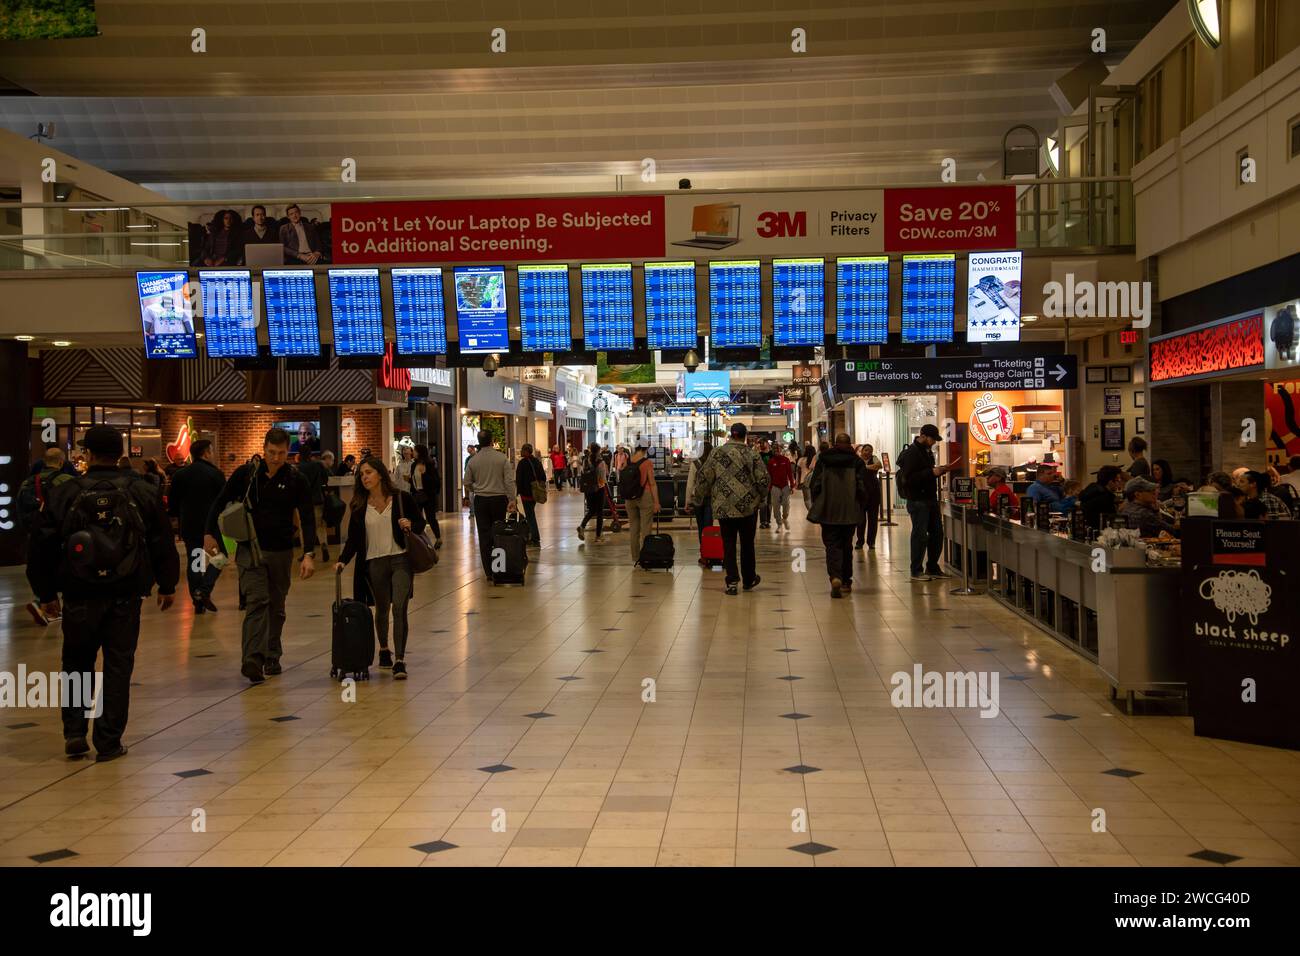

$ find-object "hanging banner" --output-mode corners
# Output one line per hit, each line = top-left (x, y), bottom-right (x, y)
(883, 185), (1017, 253)
(663, 190), (884, 257)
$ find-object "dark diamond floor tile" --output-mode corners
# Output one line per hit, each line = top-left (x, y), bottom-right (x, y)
(174, 769), (212, 779)
(1045, 713), (1078, 721)
(7, 723), (38, 730)
(194, 654), (217, 658)
(775, 648), (798, 653)
(789, 841), (836, 856)
(412, 840), (458, 854)
(479, 764), (514, 774)
(270, 715), (301, 723)
(783, 764), (821, 774)
(523, 712), (554, 719)
(777, 675), (803, 681)
(779, 712), (812, 720)
(775, 626), (795, 631)
(601, 628), (620, 632)
(556, 676), (582, 681)
(974, 647), (995, 651)
(581, 649), (604, 654)
(31, 848), (78, 864)
(1188, 849), (1242, 865)
(1102, 768), (1143, 778)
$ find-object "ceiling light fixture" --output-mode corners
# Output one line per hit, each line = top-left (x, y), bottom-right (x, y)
(15, 335), (34, 342)
(1188, 0), (1221, 48)
(52, 340), (72, 347)
(1021, 315), (1038, 324)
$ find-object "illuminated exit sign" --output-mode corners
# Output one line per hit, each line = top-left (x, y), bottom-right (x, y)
(1120, 330), (1140, 345)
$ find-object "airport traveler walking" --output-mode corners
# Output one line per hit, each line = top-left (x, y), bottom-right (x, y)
(393, 442), (417, 493)
(796, 444), (817, 511)
(412, 443), (443, 548)
(855, 443), (882, 549)
(204, 427), (317, 683)
(167, 439), (227, 614)
(685, 441), (714, 565)
(808, 433), (870, 598)
(622, 444), (660, 564)
(898, 423), (960, 582)
(334, 458), (424, 679)
(463, 430), (515, 577)
(515, 443), (547, 546)
(757, 438), (773, 528)
(568, 446), (581, 488)
(297, 449), (332, 561)
(576, 442), (608, 542)
(549, 445), (568, 490)
(691, 423), (769, 596)
(17, 446), (76, 626)
(767, 443), (795, 531)
(27, 424), (179, 761)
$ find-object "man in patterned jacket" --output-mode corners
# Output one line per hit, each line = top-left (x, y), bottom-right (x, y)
(691, 422), (770, 595)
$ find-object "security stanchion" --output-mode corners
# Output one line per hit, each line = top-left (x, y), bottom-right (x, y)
(950, 504), (985, 596)
(880, 474), (897, 526)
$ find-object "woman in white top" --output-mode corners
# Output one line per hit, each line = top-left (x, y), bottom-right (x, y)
(393, 442), (417, 493)
(795, 443), (818, 510)
(335, 458), (425, 679)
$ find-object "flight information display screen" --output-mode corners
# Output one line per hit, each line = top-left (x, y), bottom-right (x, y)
(517, 263), (572, 352)
(199, 270), (258, 358)
(327, 268), (384, 356)
(136, 271), (198, 358)
(391, 268), (447, 355)
(772, 257), (825, 347)
(835, 256), (890, 344)
(453, 265), (509, 354)
(644, 261), (697, 350)
(263, 270), (322, 357)
(901, 254), (956, 344)
(709, 260), (762, 348)
(580, 263), (634, 350)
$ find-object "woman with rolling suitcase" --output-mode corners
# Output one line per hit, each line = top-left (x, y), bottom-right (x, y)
(334, 458), (425, 680)
(685, 441), (718, 567)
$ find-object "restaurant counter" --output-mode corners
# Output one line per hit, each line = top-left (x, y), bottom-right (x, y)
(941, 501), (1186, 713)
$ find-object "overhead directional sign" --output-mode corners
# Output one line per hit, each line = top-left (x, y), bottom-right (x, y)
(834, 355), (1078, 394)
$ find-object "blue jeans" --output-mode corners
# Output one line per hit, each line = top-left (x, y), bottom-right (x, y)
(906, 499), (943, 576)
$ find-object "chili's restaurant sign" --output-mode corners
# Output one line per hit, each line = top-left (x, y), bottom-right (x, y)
(1150, 311), (1264, 386)
(376, 343), (412, 403)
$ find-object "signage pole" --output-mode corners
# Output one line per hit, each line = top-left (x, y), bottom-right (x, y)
(950, 505), (985, 596)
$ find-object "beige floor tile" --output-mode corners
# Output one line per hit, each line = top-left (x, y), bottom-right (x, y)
(579, 846), (660, 866)
(499, 847), (583, 867)
(585, 828), (664, 848)
(656, 847), (735, 866)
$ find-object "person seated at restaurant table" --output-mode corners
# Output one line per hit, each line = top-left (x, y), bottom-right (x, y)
(1195, 471), (1245, 519)
(1026, 463), (1076, 513)
(1150, 459), (1192, 500)
(1119, 476), (1178, 538)
(1239, 470), (1294, 520)
(984, 467), (1019, 514)
(1079, 465), (1124, 530)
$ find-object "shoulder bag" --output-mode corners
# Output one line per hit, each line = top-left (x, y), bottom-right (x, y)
(530, 458), (548, 504)
(397, 493), (436, 572)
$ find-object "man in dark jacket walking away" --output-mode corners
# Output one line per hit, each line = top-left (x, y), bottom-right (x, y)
(27, 425), (179, 762)
(897, 423), (961, 582)
(808, 433), (870, 598)
(167, 439), (227, 614)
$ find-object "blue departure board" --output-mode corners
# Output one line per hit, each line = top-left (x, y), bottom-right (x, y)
(199, 270), (258, 358)
(453, 265), (509, 354)
(136, 271), (198, 358)
(644, 261), (697, 350)
(901, 254), (955, 344)
(327, 268), (384, 356)
(518, 263), (572, 352)
(391, 268), (447, 355)
(580, 263), (634, 351)
(836, 256), (890, 345)
(263, 270), (322, 357)
(709, 260), (761, 348)
(772, 258), (825, 347)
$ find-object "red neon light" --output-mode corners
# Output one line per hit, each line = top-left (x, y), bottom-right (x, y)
(1149, 314), (1264, 383)
(377, 343), (411, 393)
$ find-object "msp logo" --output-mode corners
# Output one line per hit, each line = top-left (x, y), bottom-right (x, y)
(968, 392), (1012, 445)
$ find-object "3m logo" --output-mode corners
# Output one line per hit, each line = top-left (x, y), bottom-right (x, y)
(756, 211), (807, 238)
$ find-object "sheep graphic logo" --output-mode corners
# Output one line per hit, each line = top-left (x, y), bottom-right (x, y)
(1198, 570), (1272, 625)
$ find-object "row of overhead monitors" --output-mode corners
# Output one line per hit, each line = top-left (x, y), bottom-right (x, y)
(135, 252), (1023, 360)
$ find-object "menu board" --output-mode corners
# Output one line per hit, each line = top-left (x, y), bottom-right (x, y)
(518, 263), (572, 352)
(453, 265), (509, 354)
(136, 271), (198, 358)
(644, 260), (697, 350)
(835, 256), (889, 345)
(581, 262), (634, 350)
(772, 257), (825, 347)
(965, 250), (1022, 343)
(199, 270), (258, 358)
(262, 270), (321, 357)
(709, 260), (762, 348)
(901, 253), (955, 344)
(391, 267), (447, 355)
(327, 268), (384, 356)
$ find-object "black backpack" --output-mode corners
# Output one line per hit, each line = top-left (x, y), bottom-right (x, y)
(618, 461), (647, 501)
(579, 462), (599, 493)
(60, 476), (148, 584)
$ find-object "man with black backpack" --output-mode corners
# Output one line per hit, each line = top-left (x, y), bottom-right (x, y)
(897, 423), (962, 582)
(18, 446), (76, 626)
(621, 444), (661, 565)
(26, 424), (179, 762)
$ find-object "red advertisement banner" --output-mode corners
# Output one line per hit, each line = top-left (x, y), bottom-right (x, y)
(331, 196), (665, 264)
(1150, 314), (1265, 384)
(883, 185), (1017, 252)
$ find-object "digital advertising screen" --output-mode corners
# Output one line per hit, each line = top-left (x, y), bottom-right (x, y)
(453, 265), (509, 354)
(835, 256), (890, 345)
(199, 270), (258, 358)
(965, 250), (1022, 343)
(517, 263), (572, 352)
(644, 261), (698, 351)
(136, 271), (197, 358)
(262, 270), (322, 357)
(772, 257), (825, 347)
(391, 268), (448, 355)
(581, 262), (634, 351)
(327, 268), (385, 356)
(901, 253), (955, 344)
(273, 420), (322, 456)
(708, 260), (762, 349)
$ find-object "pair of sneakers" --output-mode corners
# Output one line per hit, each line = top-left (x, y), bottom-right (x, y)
(724, 575), (761, 596)
(378, 649), (407, 680)
(910, 568), (949, 582)
(64, 737), (127, 762)
(242, 658), (281, 683)
(830, 578), (853, 598)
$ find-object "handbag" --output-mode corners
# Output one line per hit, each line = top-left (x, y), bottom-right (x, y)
(529, 457), (548, 504)
(396, 493), (436, 572)
(411, 463), (430, 506)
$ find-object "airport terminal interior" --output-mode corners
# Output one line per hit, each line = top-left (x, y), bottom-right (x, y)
(1, 0), (1299, 887)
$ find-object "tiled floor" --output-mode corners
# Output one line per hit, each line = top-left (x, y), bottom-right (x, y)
(1, 492), (1297, 867)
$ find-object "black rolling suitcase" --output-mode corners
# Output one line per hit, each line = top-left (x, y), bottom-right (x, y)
(638, 515), (675, 570)
(491, 513), (529, 585)
(331, 569), (374, 681)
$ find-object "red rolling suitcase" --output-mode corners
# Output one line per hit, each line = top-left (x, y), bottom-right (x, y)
(700, 524), (724, 567)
